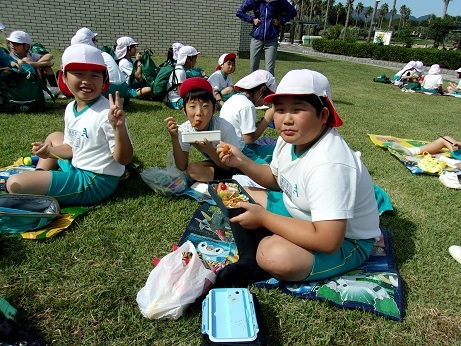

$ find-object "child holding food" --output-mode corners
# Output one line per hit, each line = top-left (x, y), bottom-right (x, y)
(165, 77), (246, 183)
(214, 69), (381, 287)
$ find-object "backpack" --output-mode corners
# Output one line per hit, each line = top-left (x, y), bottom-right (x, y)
(0, 71), (50, 113)
(152, 61), (178, 100)
(373, 74), (391, 84)
(100, 45), (116, 60)
(129, 49), (159, 88)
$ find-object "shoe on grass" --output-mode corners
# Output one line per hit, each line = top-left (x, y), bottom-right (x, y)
(438, 171), (461, 189)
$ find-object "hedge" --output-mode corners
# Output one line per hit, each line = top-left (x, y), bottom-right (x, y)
(311, 39), (461, 70)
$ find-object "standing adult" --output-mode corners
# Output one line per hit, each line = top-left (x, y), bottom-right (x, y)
(237, 0), (296, 77)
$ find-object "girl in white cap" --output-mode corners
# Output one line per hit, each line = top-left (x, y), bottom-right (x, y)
(214, 69), (380, 287)
(421, 64), (444, 94)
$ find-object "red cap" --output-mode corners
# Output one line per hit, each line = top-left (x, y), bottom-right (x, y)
(179, 77), (213, 98)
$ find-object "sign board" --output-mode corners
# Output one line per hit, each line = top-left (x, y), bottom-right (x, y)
(374, 30), (393, 45)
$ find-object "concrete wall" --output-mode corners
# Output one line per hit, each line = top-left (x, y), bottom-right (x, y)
(1, 0), (253, 56)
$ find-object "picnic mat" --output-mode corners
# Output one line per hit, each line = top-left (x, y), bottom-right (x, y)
(179, 203), (403, 321)
(368, 134), (461, 175)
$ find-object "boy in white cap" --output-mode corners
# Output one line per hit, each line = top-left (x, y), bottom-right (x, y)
(6, 30), (60, 92)
(421, 64), (444, 94)
(207, 52), (237, 108)
(164, 45), (200, 110)
(214, 69), (380, 287)
(219, 69), (277, 163)
(6, 44), (133, 205)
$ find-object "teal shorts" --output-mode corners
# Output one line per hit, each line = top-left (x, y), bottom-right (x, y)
(266, 190), (376, 281)
(165, 98), (183, 110)
(103, 82), (138, 99)
(48, 159), (120, 205)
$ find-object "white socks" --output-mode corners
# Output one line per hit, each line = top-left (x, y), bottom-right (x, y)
(390, 142), (421, 155)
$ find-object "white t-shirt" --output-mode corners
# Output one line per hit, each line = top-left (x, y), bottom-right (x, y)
(178, 116), (245, 156)
(270, 128), (381, 240)
(63, 96), (131, 177)
(102, 52), (124, 85)
(165, 65), (186, 103)
(421, 74), (443, 90)
(10, 52), (42, 62)
(219, 93), (256, 138)
(207, 70), (233, 91)
(118, 57), (134, 83)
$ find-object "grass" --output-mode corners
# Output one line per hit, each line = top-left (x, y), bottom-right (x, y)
(1, 51), (461, 345)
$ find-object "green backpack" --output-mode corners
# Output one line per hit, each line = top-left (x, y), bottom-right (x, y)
(152, 60), (178, 100)
(129, 49), (159, 88)
(100, 45), (116, 60)
(0, 71), (49, 113)
(373, 74), (391, 84)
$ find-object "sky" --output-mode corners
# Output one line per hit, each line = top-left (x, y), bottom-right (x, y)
(344, 0), (461, 18)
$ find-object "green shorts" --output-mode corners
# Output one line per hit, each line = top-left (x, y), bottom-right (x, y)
(103, 82), (138, 99)
(266, 190), (376, 281)
(48, 159), (120, 205)
(165, 98), (183, 110)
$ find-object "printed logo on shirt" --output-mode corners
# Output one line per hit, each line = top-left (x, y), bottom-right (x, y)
(293, 184), (299, 198)
(69, 129), (81, 148)
(82, 128), (89, 138)
(279, 175), (292, 199)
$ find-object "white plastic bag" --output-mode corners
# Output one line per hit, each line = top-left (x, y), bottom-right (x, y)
(136, 240), (216, 320)
(140, 152), (188, 195)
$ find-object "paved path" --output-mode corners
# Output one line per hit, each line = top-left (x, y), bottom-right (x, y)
(278, 43), (458, 82)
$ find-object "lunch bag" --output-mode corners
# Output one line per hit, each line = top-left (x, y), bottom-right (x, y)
(0, 194), (60, 234)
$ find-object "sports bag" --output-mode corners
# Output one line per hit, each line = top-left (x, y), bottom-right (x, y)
(152, 61), (178, 100)
(373, 74), (391, 84)
(0, 194), (60, 234)
(0, 71), (48, 113)
(129, 49), (159, 89)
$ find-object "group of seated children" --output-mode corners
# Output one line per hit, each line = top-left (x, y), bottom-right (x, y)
(3, 26), (387, 289)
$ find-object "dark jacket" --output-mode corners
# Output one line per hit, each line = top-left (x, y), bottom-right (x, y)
(236, 0), (297, 41)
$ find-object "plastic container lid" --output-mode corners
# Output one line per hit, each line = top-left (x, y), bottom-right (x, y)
(202, 288), (259, 343)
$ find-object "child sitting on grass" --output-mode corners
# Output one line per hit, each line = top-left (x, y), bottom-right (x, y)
(165, 77), (245, 183)
(207, 53), (237, 109)
(214, 69), (381, 287)
(6, 44), (133, 205)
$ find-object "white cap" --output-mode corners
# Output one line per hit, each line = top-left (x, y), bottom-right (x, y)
(6, 30), (32, 45)
(456, 67), (461, 73)
(235, 69), (277, 93)
(114, 36), (139, 60)
(76, 27), (97, 38)
(263, 69), (342, 127)
(415, 61), (424, 73)
(428, 64), (441, 75)
(218, 53), (236, 65)
(176, 45), (200, 66)
(70, 32), (96, 47)
(172, 42), (184, 60)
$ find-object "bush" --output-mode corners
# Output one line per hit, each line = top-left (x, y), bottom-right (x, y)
(311, 38), (461, 69)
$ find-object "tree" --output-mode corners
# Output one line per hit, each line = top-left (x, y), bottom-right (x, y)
(398, 5), (410, 30)
(343, 0), (354, 40)
(323, 0), (333, 31)
(378, 3), (389, 28)
(364, 6), (373, 29)
(335, 2), (345, 25)
(442, 0), (453, 19)
(388, 0), (397, 29)
(355, 2), (364, 27)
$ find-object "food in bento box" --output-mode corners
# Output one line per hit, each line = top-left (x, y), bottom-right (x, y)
(215, 182), (249, 208)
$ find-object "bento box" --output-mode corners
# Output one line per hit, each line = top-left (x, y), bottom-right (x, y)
(207, 179), (255, 217)
(181, 130), (221, 143)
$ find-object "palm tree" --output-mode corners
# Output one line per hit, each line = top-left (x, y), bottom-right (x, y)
(323, 0), (333, 31)
(378, 3), (389, 28)
(388, 0), (397, 29)
(343, 0), (354, 40)
(398, 5), (406, 30)
(442, 0), (453, 19)
(335, 2), (345, 25)
(400, 5), (411, 28)
(364, 6), (373, 29)
(355, 2), (364, 27)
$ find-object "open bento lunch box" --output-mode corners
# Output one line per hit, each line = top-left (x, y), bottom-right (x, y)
(207, 179), (255, 217)
(202, 288), (260, 344)
(181, 130), (221, 143)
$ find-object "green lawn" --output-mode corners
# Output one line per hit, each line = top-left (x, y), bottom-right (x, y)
(1, 51), (461, 345)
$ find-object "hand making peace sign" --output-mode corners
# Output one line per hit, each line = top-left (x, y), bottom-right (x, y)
(108, 91), (126, 128)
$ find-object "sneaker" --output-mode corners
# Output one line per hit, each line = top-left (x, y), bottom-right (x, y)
(449, 245), (461, 264)
(435, 154), (461, 169)
(43, 90), (52, 100)
(417, 152), (446, 174)
(438, 171), (461, 189)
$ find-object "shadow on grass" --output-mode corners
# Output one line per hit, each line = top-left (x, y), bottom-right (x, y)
(276, 51), (323, 63)
(379, 210), (416, 319)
